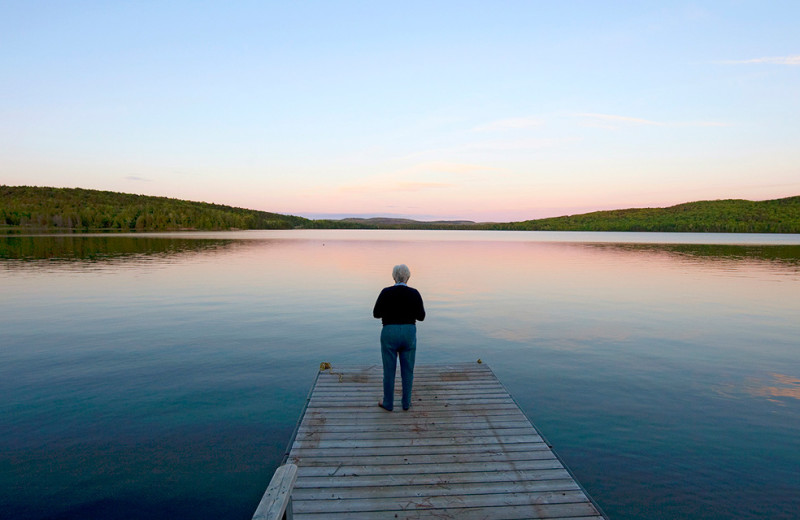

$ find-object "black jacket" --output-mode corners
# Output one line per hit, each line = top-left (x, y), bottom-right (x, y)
(373, 285), (426, 326)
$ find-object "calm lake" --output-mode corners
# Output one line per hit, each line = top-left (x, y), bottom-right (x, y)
(2, 230), (799, 519)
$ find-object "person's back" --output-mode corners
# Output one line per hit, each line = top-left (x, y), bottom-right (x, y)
(373, 284), (425, 326)
(373, 264), (425, 411)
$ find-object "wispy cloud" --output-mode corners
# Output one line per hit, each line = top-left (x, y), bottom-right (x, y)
(124, 175), (152, 182)
(472, 117), (543, 132)
(338, 180), (452, 195)
(577, 113), (663, 126)
(576, 113), (729, 129)
(467, 137), (579, 151)
(404, 161), (497, 175)
(719, 55), (800, 65)
(337, 160), (496, 196)
(393, 181), (452, 192)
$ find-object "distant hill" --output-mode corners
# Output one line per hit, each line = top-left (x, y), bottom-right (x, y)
(2, 185), (799, 233)
(339, 217), (476, 228)
(485, 196), (800, 233)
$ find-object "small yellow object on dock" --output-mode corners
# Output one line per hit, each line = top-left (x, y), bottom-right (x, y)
(257, 362), (606, 519)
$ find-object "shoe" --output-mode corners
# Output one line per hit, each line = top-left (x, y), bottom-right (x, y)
(378, 401), (392, 412)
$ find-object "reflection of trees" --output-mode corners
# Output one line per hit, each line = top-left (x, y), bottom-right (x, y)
(0, 236), (236, 268)
(593, 243), (800, 269)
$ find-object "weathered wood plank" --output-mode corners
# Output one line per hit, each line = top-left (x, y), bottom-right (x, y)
(292, 505), (604, 520)
(294, 458), (568, 478)
(308, 389), (512, 398)
(317, 364), (492, 374)
(303, 403), (522, 413)
(315, 378), (504, 385)
(289, 449), (559, 467)
(293, 489), (594, 513)
(291, 433), (543, 449)
(308, 391), (511, 401)
(289, 441), (550, 459)
(314, 379), (500, 384)
(314, 372), (497, 381)
(297, 417), (533, 432)
(295, 426), (538, 440)
(292, 478), (582, 500)
(293, 468), (575, 488)
(296, 412), (530, 428)
(313, 379), (505, 387)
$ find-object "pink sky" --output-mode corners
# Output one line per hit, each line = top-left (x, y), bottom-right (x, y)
(3, 3), (799, 221)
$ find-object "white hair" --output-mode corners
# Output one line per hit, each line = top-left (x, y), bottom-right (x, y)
(392, 264), (411, 283)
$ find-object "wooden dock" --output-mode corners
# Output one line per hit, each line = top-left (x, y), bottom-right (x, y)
(263, 362), (606, 519)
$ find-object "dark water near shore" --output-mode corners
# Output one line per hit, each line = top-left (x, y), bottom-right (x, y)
(2, 230), (799, 519)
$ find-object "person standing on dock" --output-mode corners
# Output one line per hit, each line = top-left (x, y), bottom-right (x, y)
(372, 264), (425, 411)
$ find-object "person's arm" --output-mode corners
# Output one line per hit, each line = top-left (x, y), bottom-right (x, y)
(373, 290), (385, 319)
(415, 291), (426, 322)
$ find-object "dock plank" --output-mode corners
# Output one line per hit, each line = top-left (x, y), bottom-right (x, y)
(293, 468), (575, 488)
(278, 363), (606, 520)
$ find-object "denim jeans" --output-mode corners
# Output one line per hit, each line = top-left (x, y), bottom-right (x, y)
(380, 324), (417, 411)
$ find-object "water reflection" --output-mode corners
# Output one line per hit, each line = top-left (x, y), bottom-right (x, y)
(1, 231), (799, 520)
(722, 373), (800, 403)
(589, 242), (800, 271)
(0, 235), (237, 270)
(4, 232), (798, 267)
(754, 374), (800, 401)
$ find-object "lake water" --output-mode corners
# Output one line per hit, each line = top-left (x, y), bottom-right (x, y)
(2, 230), (799, 519)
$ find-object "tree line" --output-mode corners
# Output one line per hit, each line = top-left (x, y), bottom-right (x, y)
(2, 185), (799, 233)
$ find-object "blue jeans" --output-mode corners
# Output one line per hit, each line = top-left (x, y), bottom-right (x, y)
(380, 324), (417, 411)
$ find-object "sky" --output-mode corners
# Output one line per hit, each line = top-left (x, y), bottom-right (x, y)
(1, 1), (799, 221)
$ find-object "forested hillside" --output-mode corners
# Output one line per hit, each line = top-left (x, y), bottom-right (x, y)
(2, 186), (799, 233)
(486, 197), (800, 233)
(1, 186), (310, 230)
